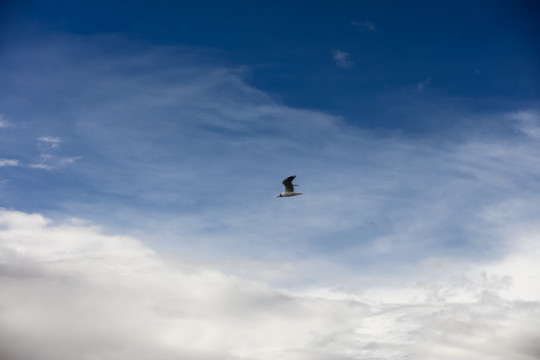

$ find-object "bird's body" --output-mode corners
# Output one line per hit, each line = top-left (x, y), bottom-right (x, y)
(277, 175), (303, 197)
(278, 191), (303, 197)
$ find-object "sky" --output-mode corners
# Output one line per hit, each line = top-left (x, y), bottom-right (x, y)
(1, 1), (540, 359)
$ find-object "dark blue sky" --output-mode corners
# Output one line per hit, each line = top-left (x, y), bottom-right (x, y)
(2, 0), (539, 132)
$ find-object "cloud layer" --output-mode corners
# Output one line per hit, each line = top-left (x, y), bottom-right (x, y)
(1, 208), (539, 360)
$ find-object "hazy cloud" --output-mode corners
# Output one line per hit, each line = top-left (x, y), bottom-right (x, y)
(332, 50), (354, 68)
(351, 21), (377, 32)
(0, 114), (9, 128)
(512, 110), (540, 139)
(29, 154), (80, 170)
(29, 136), (80, 169)
(417, 77), (431, 92)
(0, 159), (19, 167)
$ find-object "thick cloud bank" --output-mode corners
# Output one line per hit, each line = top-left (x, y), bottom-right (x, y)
(1, 209), (539, 360)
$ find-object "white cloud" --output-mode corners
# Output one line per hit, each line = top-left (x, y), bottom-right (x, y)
(332, 50), (354, 68)
(38, 136), (61, 148)
(0, 209), (366, 360)
(0, 159), (19, 167)
(1, 208), (539, 360)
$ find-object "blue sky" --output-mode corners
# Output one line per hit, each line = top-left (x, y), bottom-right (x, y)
(1, 1), (540, 359)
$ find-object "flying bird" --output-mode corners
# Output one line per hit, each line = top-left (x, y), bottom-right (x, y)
(277, 175), (303, 197)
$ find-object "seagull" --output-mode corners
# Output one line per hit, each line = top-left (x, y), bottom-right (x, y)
(277, 175), (303, 197)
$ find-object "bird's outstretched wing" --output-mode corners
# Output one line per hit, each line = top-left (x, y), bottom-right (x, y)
(282, 175), (296, 193)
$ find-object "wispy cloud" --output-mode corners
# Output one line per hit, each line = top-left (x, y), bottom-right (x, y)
(417, 77), (431, 92)
(29, 154), (80, 170)
(351, 20), (377, 32)
(512, 110), (540, 139)
(331, 49), (354, 68)
(0, 159), (19, 167)
(2, 36), (539, 264)
(38, 136), (61, 149)
(27, 136), (80, 170)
